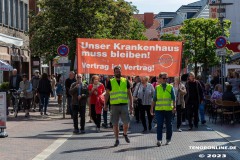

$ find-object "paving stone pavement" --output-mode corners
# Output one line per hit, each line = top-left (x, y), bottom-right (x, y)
(46, 116), (240, 160)
(2, 99), (240, 160)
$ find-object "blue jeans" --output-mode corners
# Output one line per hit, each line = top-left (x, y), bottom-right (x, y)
(155, 110), (173, 141)
(40, 94), (49, 113)
(199, 103), (205, 122)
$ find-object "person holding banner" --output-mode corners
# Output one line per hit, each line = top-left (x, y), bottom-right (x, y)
(104, 66), (133, 147)
(150, 72), (176, 147)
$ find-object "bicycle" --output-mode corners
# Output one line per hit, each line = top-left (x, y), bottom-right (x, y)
(9, 89), (22, 118)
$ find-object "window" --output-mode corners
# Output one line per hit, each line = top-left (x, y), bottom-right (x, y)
(4, 0), (8, 25)
(0, 0), (2, 23)
(24, 3), (28, 31)
(20, 1), (23, 30)
(10, 0), (13, 27)
(15, 0), (19, 28)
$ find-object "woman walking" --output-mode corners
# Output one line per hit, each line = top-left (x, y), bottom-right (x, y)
(172, 77), (186, 132)
(38, 73), (52, 115)
(88, 75), (105, 132)
(133, 76), (155, 132)
(56, 74), (63, 112)
(19, 74), (33, 117)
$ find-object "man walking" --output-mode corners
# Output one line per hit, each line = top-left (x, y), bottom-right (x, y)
(69, 74), (88, 134)
(65, 71), (76, 117)
(104, 66), (133, 147)
(151, 72), (176, 147)
(31, 70), (41, 111)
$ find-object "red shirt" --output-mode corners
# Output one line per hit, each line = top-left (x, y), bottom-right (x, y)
(88, 83), (105, 104)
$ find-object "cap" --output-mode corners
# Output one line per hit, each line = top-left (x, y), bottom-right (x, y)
(35, 70), (39, 73)
(225, 82), (230, 86)
(22, 73), (27, 78)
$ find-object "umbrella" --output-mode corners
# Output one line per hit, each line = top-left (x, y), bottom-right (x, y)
(0, 60), (13, 71)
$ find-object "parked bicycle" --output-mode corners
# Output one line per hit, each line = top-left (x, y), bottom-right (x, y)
(9, 89), (23, 118)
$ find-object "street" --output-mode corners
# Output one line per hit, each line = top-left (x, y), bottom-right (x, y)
(1, 99), (240, 160)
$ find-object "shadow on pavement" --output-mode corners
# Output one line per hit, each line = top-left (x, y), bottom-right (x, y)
(114, 145), (156, 153)
(61, 146), (115, 154)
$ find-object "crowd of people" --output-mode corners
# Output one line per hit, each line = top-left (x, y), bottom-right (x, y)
(7, 67), (240, 147)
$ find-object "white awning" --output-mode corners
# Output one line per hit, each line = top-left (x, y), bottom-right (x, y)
(0, 59), (13, 71)
(0, 33), (23, 46)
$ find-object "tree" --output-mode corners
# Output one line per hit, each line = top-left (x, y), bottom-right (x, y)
(180, 18), (231, 77)
(160, 33), (183, 41)
(29, 0), (147, 69)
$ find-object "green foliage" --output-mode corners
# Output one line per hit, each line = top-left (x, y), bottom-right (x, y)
(160, 33), (183, 41)
(180, 18), (231, 67)
(29, 0), (147, 66)
(0, 82), (9, 90)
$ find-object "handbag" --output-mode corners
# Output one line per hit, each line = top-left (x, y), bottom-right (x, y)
(134, 83), (142, 106)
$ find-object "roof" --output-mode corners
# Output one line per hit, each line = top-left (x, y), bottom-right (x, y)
(133, 14), (160, 40)
(162, 0), (208, 29)
(155, 12), (177, 19)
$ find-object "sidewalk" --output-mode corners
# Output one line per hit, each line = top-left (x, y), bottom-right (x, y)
(1, 98), (73, 160)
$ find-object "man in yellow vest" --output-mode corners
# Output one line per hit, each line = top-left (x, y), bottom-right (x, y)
(104, 66), (133, 147)
(151, 72), (176, 147)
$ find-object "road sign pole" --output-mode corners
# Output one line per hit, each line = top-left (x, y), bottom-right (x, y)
(57, 44), (69, 119)
(62, 63), (66, 119)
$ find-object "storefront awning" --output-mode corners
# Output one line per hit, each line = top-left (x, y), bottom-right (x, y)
(0, 59), (13, 71)
(0, 33), (23, 46)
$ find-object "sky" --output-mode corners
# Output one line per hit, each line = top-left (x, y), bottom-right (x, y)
(125, 0), (200, 14)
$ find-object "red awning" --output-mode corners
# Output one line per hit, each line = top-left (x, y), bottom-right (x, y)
(226, 42), (240, 52)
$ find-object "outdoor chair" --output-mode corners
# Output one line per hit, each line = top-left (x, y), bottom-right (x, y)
(220, 101), (240, 125)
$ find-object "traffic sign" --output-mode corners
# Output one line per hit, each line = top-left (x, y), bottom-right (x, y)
(57, 45), (69, 57)
(216, 48), (227, 56)
(215, 36), (227, 49)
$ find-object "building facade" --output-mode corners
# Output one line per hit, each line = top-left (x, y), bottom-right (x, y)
(0, 0), (30, 82)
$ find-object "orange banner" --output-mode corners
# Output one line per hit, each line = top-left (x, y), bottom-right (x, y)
(77, 38), (183, 77)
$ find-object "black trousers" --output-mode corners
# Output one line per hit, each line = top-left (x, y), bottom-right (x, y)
(134, 103), (140, 122)
(91, 104), (101, 128)
(176, 105), (185, 128)
(22, 98), (31, 110)
(186, 101), (199, 127)
(72, 104), (86, 130)
(140, 105), (153, 130)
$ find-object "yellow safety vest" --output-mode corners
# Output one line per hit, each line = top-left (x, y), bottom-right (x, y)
(155, 83), (173, 111)
(110, 77), (128, 105)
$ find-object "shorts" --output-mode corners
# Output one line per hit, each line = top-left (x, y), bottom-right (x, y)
(110, 104), (130, 125)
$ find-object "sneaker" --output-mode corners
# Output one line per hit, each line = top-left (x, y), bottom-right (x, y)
(166, 140), (171, 145)
(178, 128), (182, 132)
(102, 123), (108, 128)
(114, 139), (120, 147)
(97, 128), (101, 133)
(149, 125), (152, 131)
(154, 124), (157, 128)
(142, 129), (147, 133)
(156, 141), (162, 147)
(32, 109), (36, 112)
(123, 133), (130, 143)
(88, 120), (92, 123)
(44, 113), (48, 116)
(230, 120), (234, 124)
(182, 122), (187, 126)
(201, 120), (206, 124)
(188, 127), (193, 131)
(80, 130), (85, 134)
(73, 129), (79, 134)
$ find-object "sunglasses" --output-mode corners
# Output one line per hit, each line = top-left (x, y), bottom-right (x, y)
(77, 77), (82, 78)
